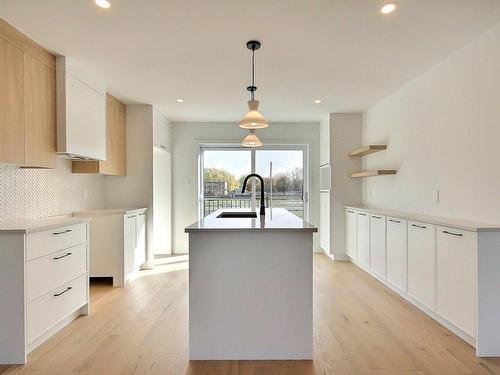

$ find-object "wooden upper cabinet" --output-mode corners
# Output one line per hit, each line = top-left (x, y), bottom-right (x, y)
(24, 53), (56, 168)
(72, 94), (126, 176)
(0, 37), (25, 165)
(0, 19), (57, 168)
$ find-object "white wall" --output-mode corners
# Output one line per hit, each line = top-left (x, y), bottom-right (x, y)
(171, 122), (320, 253)
(363, 22), (500, 223)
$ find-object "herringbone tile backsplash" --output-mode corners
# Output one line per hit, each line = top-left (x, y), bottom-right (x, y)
(0, 158), (105, 220)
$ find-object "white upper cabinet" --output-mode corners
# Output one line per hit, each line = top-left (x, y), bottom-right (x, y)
(345, 209), (357, 260)
(408, 221), (436, 310)
(356, 211), (370, 271)
(56, 57), (106, 160)
(436, 226), (477, 337)
(370, 214), (386, 280)
(386, 217), (408, 292)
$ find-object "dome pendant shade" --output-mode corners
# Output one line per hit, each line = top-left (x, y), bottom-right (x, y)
(241, 129), (263, 148)
(239, 100), (269, 129)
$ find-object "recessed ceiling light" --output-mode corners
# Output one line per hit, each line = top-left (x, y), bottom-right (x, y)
(95, 0), (111, 9)
(176, 98), (185, 103)
(314, 99), (322, 104)
(381, 2), (398, 14)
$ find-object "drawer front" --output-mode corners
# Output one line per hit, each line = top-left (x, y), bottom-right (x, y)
(27, 274), (87, 344)
(27, 243), (88, 302)
(27, 223), (87, 261)
(437, 226), (477, 337)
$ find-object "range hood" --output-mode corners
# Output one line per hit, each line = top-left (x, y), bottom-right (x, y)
(56, 56), (107, 161)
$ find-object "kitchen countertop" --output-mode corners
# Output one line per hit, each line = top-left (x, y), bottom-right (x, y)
(73, 208), (147, 215)
(345, 204), (500, 232)
(0, 216), (89, 234)
(185, 208), (318, 233)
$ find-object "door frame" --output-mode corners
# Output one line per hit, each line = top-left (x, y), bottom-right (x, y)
(198, 143), (310, 220)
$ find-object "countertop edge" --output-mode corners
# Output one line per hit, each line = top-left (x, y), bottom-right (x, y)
(0, 217), (89, 234)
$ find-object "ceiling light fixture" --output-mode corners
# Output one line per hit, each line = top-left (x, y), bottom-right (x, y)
(241, 129), (263, 148)
(176, 98), (185, 103)
(381, 2), (398, 14)
(314, 99), (322, 104)
(95, 0), (111, 9)
(239, 40), (267, 147)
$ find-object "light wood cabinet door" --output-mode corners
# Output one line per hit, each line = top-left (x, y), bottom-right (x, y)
(345, 209), (357, 260)
(0, 37), (24, 165)
(370, 214), (386, 280)
(24, 53), (56, 168)
(408, 221), (436, 310)
(100, 93), (126, 176)
(356, 211), (370, 271)
(437, 226), (476, 337)
(386, 217), (408, 292)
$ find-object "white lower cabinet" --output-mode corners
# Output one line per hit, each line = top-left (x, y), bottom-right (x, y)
(345, 209), (357, 260)
(356, 211), (370, 270)
(124, 213), (137, 279)
(320, 193), (330, 253)
(437, 226), (477, 337)
(135, 211), (146, 268)
(0, 220), (89, 364)
(370, 214), (386, 280)
(407, 221), (436, 310)
(386, 217), (408, 292)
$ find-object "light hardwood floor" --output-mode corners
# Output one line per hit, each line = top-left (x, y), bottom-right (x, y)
(1, 254), (499, 375)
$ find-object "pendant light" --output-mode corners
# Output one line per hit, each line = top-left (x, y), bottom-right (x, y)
(241, 129), (263, 148)
(239, 41), (268, 130)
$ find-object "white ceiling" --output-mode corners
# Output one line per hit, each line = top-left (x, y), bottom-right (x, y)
(1, 0), (500, 122)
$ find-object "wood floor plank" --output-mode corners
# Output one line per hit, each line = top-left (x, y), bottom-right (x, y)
(1, 254), (499, 375)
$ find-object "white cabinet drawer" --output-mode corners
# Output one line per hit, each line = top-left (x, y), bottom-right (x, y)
(26, 223), (87, 261)
(27, 243), (87, 302)
(27, 274), (87, 344)
(437, 226), (477, 337)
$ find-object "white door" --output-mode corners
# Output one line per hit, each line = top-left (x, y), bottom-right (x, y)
(153, 147), (172, 254)
(437, 226), (477, 337)
(356, 211), (370, 271)
(124, 214), (136, 278)
(345, 209), (357, 260)
(136, 212), (146, 269)
(370, 214), (386, 280)
(320, 193), (330, 253)
(386, 217), (408, 292)
(408, 221), (436, 310)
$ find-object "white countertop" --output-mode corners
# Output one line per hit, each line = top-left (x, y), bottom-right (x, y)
(185, 208), (318, 233)
(345, 204), (500, 232)
(73, 208), (147, 215)
(0, 216), (89, 234)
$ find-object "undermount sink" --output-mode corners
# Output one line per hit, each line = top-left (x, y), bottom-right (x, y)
(217, 211), (257, 218)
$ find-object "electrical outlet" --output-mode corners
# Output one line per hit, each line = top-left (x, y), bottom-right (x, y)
(83, 190), (88, 201)
(433, 189), (440, 203)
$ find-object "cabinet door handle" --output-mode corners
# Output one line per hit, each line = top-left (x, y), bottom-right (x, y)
(347, 210), (354, 213)
(411, 224), (427, 229)
(53, 229), (72, 235)
(127, 215), (135, 218)
(389, 219), (400, 224)
(160, 145), (166, 149)
(139, 213), (146, 216)
(442, 230), (463, 237)
(358, 213), (367, 216)
(53, 286), (72, 297)
(372, 215), (382, 219)
(53, 252), (72, 260)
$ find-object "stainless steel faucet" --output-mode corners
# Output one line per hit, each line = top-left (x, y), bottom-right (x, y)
(241, 173), (266, 216)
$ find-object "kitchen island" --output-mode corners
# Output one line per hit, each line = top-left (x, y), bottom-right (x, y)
(185, 208), (317, 360)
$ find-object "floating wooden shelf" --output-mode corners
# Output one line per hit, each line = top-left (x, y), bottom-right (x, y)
(350, 170), (397, 178)
(349, 145), (387, 157)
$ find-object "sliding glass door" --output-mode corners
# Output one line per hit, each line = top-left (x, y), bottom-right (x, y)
(199, 145), (308, 219)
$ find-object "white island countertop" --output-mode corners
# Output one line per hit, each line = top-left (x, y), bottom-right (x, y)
(185, 208), (317, 233)
(0, 216), (89, 234)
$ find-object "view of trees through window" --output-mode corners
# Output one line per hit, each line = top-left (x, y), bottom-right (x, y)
(202, 149), (305, 218)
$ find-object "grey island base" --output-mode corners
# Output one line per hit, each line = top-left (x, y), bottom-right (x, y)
(185, 208), (318, 360)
